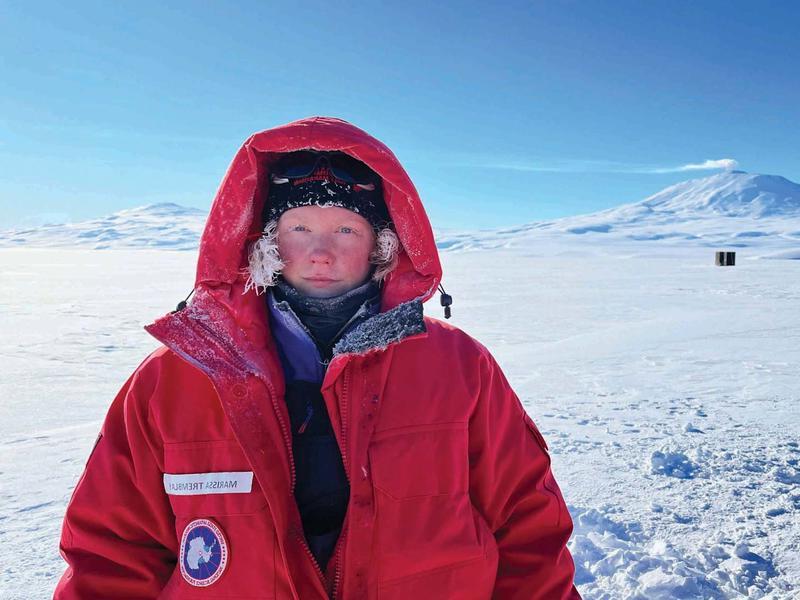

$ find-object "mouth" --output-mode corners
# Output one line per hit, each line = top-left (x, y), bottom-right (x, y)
(304, 276), (338, 286)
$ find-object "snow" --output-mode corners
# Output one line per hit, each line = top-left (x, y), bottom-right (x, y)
(446, 250), (799, 599)
(648, 450), (698, 479)
(2, 171), (800, 598)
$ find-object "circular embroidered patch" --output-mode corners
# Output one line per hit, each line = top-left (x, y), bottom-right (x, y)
(179, 518), (229, 587)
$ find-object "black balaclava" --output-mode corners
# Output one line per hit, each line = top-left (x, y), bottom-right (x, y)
(272, 277), (380, 360)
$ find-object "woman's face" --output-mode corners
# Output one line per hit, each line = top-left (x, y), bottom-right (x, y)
(277, 205), (376, 298)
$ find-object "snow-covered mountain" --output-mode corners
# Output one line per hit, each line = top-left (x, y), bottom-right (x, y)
(628, 171), (800, 219)
(436, 171), (800, 259)
(0, 203), (206, 250)
(3, 172), (800, 258)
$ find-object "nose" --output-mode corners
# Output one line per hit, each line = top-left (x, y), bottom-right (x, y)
(308, 241), (334, 265)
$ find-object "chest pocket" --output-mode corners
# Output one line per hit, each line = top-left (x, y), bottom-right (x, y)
(369, 422), (469, 499)
(164, 440), (268, 516)
(368, 422), (483, 586)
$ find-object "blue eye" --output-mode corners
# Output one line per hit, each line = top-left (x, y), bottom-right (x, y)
(339, 226), (354, 234)
(291, 225), (308, 232)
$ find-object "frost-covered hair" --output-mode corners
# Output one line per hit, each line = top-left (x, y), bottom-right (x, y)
(244, 219), (400, 296)
(369, 226), (400, 283)
(243, 219), (285, 295)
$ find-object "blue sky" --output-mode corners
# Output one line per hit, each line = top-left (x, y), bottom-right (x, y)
(1, 0), (798, 230)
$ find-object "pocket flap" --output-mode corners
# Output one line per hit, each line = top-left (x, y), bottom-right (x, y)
(370, 422), (468, 499)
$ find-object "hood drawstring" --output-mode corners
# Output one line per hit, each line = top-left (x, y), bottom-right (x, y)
(438, 284), (453, 319)
(173, 289), (195, 313)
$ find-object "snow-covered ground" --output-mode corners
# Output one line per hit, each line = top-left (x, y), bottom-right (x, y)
(2, 170), (800, 597)
(1, 246), (798, 599)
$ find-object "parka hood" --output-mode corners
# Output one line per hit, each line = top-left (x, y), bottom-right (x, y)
(197, 116), (442, 310)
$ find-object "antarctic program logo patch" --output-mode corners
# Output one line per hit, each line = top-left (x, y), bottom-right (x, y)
(179, 518), (229, 587)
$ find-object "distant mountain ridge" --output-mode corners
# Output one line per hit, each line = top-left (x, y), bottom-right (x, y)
(0, 203), (206, 250)
(435, 171), (800, 259)
(3, 173), (800, 258)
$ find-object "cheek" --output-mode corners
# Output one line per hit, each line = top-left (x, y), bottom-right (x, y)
(336, 238), (373, 278)
(277, 237), (304, 263)
(341, 254), (370, 274)
(339, 238), (374, 274)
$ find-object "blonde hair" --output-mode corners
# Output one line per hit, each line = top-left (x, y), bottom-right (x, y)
(244, 219), (400, 296)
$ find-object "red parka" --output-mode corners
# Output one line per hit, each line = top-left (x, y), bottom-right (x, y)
(55, 116), (580, 599)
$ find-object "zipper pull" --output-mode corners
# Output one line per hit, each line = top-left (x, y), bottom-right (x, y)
(438, 284), (453, 319)
(297, 402), (314, 434)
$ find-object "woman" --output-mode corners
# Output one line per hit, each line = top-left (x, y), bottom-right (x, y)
(55, 116), (580, 599)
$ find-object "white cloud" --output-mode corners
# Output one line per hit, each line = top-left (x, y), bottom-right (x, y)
(443, 155), (740, 175)
(673, 158), (739, 172)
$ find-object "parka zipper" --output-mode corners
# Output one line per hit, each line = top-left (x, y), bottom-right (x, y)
(330, 528), (347, 599)
(190, 316), (298, 489)
(294, 526), (328, 586)
(270, 375), (332, 592)
(293, 359), (352, 599)
(329, 362), (352, 600)
(179, 312), (351, 598)
(250, 346), (331, 594)
(187, 317), (328, 592)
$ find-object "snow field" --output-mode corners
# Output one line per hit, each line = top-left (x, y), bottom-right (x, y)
(443, 249), (799, 599)
(1, 247), (798, 598)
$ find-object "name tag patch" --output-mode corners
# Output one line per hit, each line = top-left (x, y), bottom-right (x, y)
(164, 471), (253, 495)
